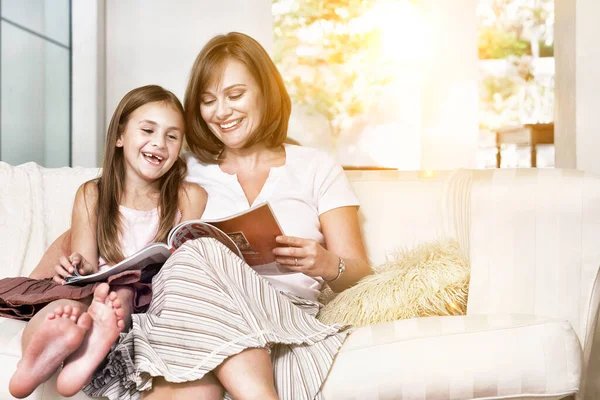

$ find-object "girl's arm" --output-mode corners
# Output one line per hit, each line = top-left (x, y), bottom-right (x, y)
(29, 230), (71, 279)
(53, 182), (99, 283)
(178, 182), (208, 222)
(70, 182), (100, 269)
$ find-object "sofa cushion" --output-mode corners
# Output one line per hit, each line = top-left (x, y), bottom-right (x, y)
(0, 162), (38, 279)
(0, 162), (99, 279)
(322, 314), (581, 400)
(318, 239), (469, 327)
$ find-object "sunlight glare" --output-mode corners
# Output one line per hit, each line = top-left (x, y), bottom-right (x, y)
(352, 0), (426, 64)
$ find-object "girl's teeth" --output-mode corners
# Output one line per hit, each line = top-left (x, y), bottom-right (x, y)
(143, 153), (163, 164)
(143, 153), (163, 160)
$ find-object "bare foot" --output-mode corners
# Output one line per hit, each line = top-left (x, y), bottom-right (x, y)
(57, 283), (125, 397)
(9, 305), (92, 398)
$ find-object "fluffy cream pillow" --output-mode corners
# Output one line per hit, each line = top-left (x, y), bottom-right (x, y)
(317, 239), (469, 327)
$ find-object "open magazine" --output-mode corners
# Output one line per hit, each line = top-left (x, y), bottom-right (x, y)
(65, 202), (284, 285)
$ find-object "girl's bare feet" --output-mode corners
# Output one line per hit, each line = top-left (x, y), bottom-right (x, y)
(56, 283), (125, 397)
(9, 305), (92, 398)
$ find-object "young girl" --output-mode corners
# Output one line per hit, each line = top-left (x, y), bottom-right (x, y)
(6, 85), (207, 398)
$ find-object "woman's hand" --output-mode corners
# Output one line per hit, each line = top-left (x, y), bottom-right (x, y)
(273, 236), (340, 280)
(53, 252), (94, 285)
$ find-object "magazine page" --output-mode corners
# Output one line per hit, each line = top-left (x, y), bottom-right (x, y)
(64, 243), (172, 285)
(205, 202), (283, 267)
(169, 222), (243, 259)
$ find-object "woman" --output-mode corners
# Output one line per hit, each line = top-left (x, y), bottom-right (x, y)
(35, 32), (372, 399)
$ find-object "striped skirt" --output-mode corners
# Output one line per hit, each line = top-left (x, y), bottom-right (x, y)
(84, 237), (349, 400)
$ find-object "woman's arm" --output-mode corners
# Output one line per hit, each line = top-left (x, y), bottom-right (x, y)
(319, 206), (371, 292)
(178, 182), (208, 222)
(274, 206), (372, 293)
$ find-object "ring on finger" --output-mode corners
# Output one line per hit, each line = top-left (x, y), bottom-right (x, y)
(295, 258), (298, 266)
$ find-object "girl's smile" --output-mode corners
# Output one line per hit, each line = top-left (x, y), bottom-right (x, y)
(116, 102), (184, 186)
(142, 151), (165, 165)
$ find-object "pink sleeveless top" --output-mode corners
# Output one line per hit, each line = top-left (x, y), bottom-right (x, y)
(98, 206), (181, 269)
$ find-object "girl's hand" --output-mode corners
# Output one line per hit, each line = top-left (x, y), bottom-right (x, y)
(53, 252), (94, 284)
(273, 235), (339, 280)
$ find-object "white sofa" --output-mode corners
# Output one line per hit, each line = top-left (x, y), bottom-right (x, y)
(1, 162), (599, 400)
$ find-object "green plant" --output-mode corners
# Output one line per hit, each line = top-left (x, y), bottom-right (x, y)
(478, 27), (530, 59)
(273, 0), (396, 140)
(477, 0), (554, 129)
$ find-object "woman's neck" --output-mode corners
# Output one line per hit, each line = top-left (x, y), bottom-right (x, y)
(220, 143), (285, 172)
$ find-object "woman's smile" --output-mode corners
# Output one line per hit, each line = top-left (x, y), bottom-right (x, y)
(219, 117), (244, 131)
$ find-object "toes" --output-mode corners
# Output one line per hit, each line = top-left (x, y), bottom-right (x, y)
(112, 296), (122, 310)
(93, 283), (110, 304)
(64, 305), (82, 322)
(53, 306), (64, 318)
(62, 304), (73, 318)
(117, 319), (125, 330)
(77, 312), (93, 331)
(114, 308), (125, 320)
(68, 308), (80, 322)
(47, 307), (61, 320)
(71, 306), (81, 319)
(104, 291), (118, 308)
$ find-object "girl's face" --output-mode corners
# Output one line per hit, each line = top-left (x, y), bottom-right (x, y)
(116, 101), (184, 185)
(199, 58), (263, 149)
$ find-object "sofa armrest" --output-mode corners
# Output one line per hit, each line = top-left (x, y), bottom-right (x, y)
(466, 168), (600, 397)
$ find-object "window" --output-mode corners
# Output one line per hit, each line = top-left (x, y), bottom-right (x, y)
(0, 0), (71, 167)
(476, 0), (554, 168)
(273, 0), (422, 169)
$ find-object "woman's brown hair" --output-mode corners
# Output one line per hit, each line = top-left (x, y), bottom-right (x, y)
(184, 32), (292, 163)
(92, 84), (186, 264)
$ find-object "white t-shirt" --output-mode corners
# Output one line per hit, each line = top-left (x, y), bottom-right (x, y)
(185, 144), (359, 301)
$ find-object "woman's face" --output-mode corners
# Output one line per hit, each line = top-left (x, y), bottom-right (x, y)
(199, 58), (263, 150)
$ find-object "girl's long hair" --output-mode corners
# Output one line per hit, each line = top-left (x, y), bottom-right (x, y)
(94, 85), (186, 264)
